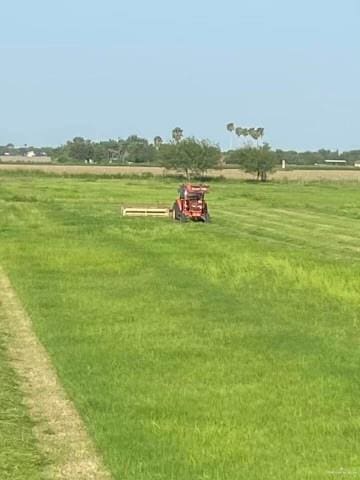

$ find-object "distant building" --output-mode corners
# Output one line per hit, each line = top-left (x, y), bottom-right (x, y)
(324, 159), (347, 165)
(354, 161), (360, 168)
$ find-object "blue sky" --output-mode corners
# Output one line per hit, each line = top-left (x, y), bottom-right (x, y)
(0, 0), (359, 150)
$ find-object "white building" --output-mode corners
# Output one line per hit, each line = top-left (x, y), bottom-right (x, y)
(324, 159), (347, 165)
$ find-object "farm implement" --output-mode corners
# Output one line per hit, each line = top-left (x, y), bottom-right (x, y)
(121, 183), (210, 222)
(121, 206), (170, 217)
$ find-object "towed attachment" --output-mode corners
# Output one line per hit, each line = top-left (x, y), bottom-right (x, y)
(121, 206), (171, 217)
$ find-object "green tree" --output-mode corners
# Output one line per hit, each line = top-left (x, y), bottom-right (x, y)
(172, 127), (184, 143)
(159, 138), (221, 180)
(67, 137), (94, 163)
(124, 135), (155, 163)
(229, 144), (278, 181)
(153, 136), (163, 150)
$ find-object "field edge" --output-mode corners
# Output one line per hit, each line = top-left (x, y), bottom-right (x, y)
(0, 267), (113, 480)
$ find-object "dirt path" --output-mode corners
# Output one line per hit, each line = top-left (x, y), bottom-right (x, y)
(0, 268), (112, 480)
(1, 163), (360, 181)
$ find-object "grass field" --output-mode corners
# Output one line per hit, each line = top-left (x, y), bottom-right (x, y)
(1, 173), (360, 479)
(0, 309), (43, 479)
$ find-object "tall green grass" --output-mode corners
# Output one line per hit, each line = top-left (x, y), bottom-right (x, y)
(0, 175), (360, 479)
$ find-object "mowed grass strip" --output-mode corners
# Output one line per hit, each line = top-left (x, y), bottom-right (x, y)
(0, 310), (43, 480)
(215, 210), (360, 260)
(0, 174), (360, 479)
(0, 269), (112, 480)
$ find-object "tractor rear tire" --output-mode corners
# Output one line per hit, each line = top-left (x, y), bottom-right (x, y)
(203, 212), (211, 223)
(173, 202), (187, 222)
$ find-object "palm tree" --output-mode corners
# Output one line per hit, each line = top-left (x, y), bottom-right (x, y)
(248, 128), (257, 140)
(243, 129), (251, 148)
(234, 127), (247, 147)
(235, 127), (243, 138)
(226, 123), (235, 149)
(154, 136), (163, 150)
(226, 122), (235, 133)
(172, 127), (183, 143)
(233, 127), (265, 148)
(254, 128), (264, 147)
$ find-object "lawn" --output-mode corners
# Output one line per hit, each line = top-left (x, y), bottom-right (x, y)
(0, 308), (44, 480)
(0, 173), (360, 479)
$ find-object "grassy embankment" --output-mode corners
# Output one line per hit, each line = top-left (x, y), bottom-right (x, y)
(0, 173), (360, 479)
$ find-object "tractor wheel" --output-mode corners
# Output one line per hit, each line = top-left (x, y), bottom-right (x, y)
(203, 212), (211, 223)
(173, 202), (186, 222)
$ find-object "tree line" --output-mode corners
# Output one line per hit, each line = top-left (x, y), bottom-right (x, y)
(1, 128), (360, 181)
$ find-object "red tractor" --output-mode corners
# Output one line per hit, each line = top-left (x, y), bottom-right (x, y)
(172, 184), (210, 222)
